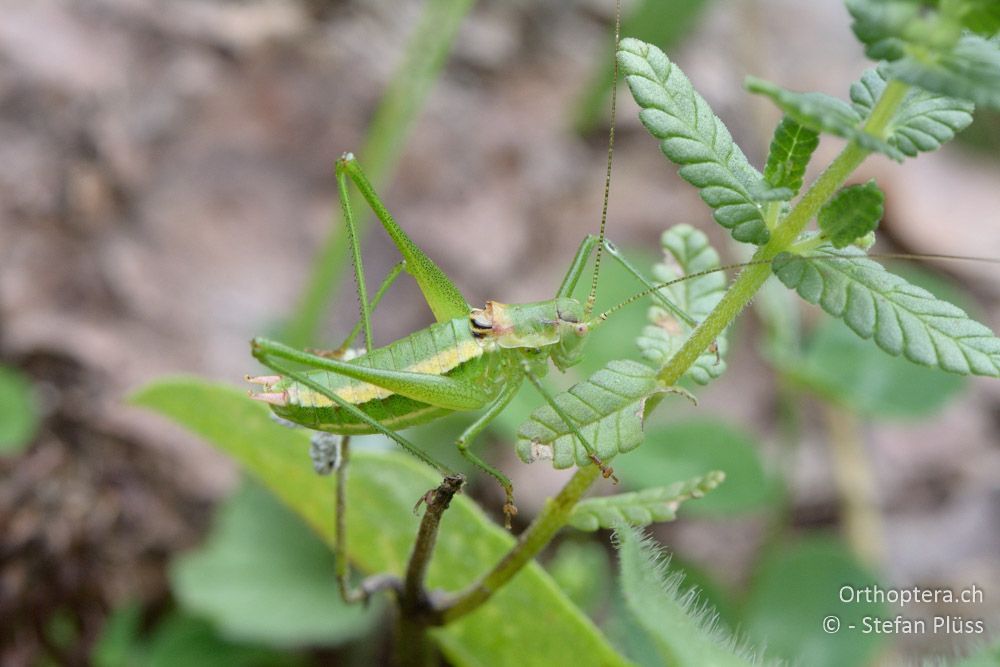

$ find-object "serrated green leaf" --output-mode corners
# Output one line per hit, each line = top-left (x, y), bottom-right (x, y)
(745, 76), (905, 161)
(636, 225), (729, 385)
(817, 180), (884, 249)
(615, 525), (765, 666)
(846, 0), (925, 61)
(773, 247), (1000, 376)
(617, 38), (769, 245)
(516, 360), (660, 469)
(131, 379), (629, 667)
(885, 34), (1000, 109)
(851, 67), (975, 155)
(763, 117), (820, 196)
(569, 471), (725, 531)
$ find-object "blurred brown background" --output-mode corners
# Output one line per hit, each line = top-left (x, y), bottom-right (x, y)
(1, 0), (998, 664)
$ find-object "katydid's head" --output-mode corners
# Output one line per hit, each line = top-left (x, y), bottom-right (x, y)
(470, 298), (589, 370)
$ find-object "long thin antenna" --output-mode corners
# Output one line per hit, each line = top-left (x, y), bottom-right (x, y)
(585, 0), (622, 317)
(590, 252), (1000, 325)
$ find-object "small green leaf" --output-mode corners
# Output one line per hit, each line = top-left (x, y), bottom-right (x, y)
(885, 34), (1000, 109)
(614, 420), (776, 515)
(569, 471), (725, 531)
(743, 537), (887, 667)
(615, 525), (765, 666)
(516, 360), (661, 469)
(817, 180), (884, 249)
(618, 38), (769, 245)
(846, 0), (927, 60)
(0, 366), (39, 455)
(172, 481), (379, 647)
(745, 76), (905, 160)
(773, 247), (1000, 376)
(851, 67), (975, 156)
(131, 379), (629, 667)
(637, 225), (729, 385)
(763, 116), (820, 196)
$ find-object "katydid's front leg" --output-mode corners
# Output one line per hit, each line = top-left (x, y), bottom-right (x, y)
(336, 154), (469, 324)
(521, 362), (619, 483)
(455, 379), (523, 528)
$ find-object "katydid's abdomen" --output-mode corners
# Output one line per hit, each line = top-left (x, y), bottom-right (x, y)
(264, 317), (503, 433)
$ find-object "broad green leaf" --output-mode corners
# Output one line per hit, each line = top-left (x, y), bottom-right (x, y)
(851, 67), (975, 156)
(172, 481), (379, 647)
(637, 225), (729, 385)
(745, 77), (905, 161)
(614, 420), (776, 515)
(568, 471), (725, 531)
(615, 525), (764, 666)
(617, 38), (769, 245)
(959, 0), (1000, 34)
(517, 360), (661, 469)
(885, 34), (1000, 109)
(763, 116), (820, 196)
(788, 318), (965, 418)
(93, 605), (302, 667)
(131, 379), (628, 667)
(773, 247), (1000, 376)
(817, 180), (884, 249)
(742, 537), (887, 667)
(0, 366), (38, 455)
(546, 541), (613, 615)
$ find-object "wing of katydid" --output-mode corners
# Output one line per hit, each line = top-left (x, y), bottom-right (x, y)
(304, 354), (490, 411)
(339, 156), (469, 323)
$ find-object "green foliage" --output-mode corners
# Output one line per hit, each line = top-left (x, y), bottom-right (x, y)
(546, 541), (613, 614)
(763, 117), (820, 197)
(131, 379), (628, 667)
(615, 525), (765, 666)
(614, 421), (776, 516)
(516, 360), (661, 469)
(617, 39), (769, 245)
(817, 180), (884, 248)
(788, 318), (965, 418)
(773, 247), (1000, 376)
(0, 365), (38, 455)
(569, 471), (724, 531)
(172, 481), (379, 647)
(742, 537), (887, 667)
(636, 225), (729, 384)
(93, 605), (302, 667)
(851, 67), (975, 156)
(953, 640), (1000, 667)
(745, 77), (904, 161)
(886, 34), (1000, 109)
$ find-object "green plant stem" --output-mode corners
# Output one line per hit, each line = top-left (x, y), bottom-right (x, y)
(282, 0), (475, 349)
(654, 79), (910, 389)
(437, 465), (601, 624)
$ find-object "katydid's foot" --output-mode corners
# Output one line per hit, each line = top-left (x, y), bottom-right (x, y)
(502, 500), (518, 530)
(589, 453), (619, 484)
(709, 340), (721, 365)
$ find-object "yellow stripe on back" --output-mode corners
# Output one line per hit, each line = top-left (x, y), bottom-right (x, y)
(288, 337), (484, 408)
